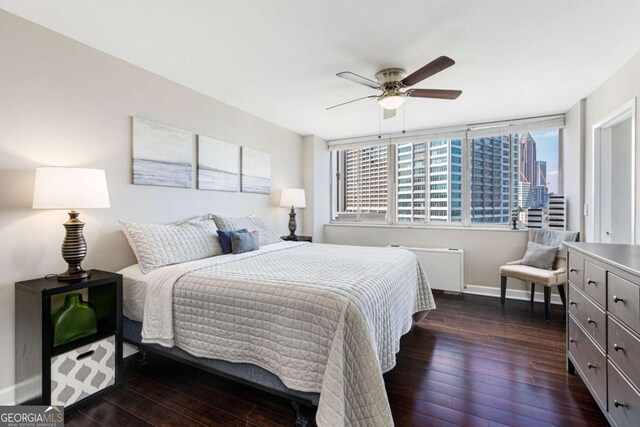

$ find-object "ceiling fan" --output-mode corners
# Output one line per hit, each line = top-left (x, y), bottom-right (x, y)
(327, 56), (462, 119)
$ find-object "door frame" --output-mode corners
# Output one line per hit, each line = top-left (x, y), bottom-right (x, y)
(591, 98), (636, 243)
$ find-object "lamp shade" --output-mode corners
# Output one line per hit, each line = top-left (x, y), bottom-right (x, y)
(32, 167), (110, 209)
(279, 188), (306, 208)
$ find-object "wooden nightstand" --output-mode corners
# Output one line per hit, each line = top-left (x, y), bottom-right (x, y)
(15, 270), (123, 411)
(281, 235), (312, 243)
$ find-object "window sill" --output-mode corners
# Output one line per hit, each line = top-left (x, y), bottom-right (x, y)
(325, 222), (529, 232)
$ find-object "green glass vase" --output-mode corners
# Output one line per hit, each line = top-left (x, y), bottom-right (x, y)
(52, 293), (98, 347)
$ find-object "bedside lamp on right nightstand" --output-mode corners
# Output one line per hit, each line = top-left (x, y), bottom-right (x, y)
(279, 188), (306, 240)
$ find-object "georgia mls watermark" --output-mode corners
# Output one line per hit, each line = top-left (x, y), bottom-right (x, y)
(0, 406), (64, 427)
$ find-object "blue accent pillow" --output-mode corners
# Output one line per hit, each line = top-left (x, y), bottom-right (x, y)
(217, 228), (248, 254)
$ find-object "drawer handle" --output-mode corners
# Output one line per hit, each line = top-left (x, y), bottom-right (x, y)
(587, 362), (596, 370)
(569, 300), (576, 306)
(570, 268), (578, 273)
(614, 400), (625, 408)
(613, 295), (624, 303)
(613, 343), (623, 352)
(587, 317), (595, 325)
(76, 350), (95, 361)
(569, 337), (576, 344)
(587, 279), (596, 285)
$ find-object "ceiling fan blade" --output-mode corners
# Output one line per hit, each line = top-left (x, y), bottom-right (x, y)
(406, 89), (462, 100)
(383, 108), (396, 120)
(336, 71), (382, 89)
(326, 95), (377, 110)
(401, 56), (456, 87)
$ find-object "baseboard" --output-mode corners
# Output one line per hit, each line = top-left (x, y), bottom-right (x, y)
(0, 384), (16, 406)
(464, 284), (563, 305)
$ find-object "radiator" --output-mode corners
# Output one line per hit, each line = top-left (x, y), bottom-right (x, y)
(391, 246), (464, 293)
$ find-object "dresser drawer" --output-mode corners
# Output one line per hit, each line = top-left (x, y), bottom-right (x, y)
(609, 273), (640, 333)
(584, 261), (607, 307)
(568, 252), (585, 289)
(609, 315), (640, 391)
(568, 316), (607, 407)
(568, 284), (606, 349)
(51, 335), (116, 406)
(608, 361), (640, 427)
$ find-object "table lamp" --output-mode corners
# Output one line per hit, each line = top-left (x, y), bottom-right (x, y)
(32, 167), (110, 281)
(279, 188), (306, 239)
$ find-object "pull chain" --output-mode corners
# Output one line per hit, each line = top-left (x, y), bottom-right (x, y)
(402, 104), (406, 134)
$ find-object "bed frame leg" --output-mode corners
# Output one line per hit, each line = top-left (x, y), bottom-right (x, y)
(134, 349), (149, 368)
(291, 401), (310, 427)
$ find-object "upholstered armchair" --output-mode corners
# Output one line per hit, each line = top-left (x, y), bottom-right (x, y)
(499, 229), (579, 320)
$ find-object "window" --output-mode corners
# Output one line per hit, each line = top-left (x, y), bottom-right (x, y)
(470, 135), (514, 224)
(331, 146), (388, 222)
(515, 130), (560, 209)
(330, 127), (560, 226)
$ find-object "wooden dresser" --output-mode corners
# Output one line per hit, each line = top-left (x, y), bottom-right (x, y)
(565, 243), (640, 427)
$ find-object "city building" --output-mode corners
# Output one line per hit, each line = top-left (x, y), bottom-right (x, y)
(517, 133), (549, 208)
(396, 140), (462, 222)
(340, 145), (388, 217)
(470, 135), (513, 223)
(518, 132), (537, 185)
(536, 160), (547, 187)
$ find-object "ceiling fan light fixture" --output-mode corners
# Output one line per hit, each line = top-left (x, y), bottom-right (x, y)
(378, 95), (405, 110)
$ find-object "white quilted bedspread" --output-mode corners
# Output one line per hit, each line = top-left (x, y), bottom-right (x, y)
(140, 241), (435, 427)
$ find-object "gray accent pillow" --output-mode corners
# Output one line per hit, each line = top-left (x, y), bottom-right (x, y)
(120, 217), (222, 274)
(534, 229), (579, 259)
(522, 241), (558, 270)
(231, 230), (260, 254)
(210, 214), (281, 246)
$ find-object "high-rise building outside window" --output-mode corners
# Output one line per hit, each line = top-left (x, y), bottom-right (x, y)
(515, 130), (559, 209)
(330, 126), (560, 226)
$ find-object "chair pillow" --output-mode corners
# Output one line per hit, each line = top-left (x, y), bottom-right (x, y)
(210, 214), (281, 246)
(217, 228), (248, 254)
(521, 241), (558, 270)
(120, 217), (222, 274)
(231, 230), (260, 254)
(534, 229), (579, 259)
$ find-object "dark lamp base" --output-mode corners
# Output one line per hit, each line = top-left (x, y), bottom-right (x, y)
(57, 269), (91, 282)
(58, 210), (90, 282)
(288, 207), (297, 239)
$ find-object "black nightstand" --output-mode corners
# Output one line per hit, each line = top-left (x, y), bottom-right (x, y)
(15, 270), (123, 412)
(281, 235), (312, 242)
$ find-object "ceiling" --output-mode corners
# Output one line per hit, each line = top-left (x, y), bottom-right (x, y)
(2, 0), (640, 140)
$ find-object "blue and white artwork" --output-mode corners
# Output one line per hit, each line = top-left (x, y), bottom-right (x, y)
(197, 136), (239, 192)
(241, 147), (271, 194)
(132, 117), (193, 188)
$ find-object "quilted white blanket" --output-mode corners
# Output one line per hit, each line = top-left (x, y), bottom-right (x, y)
(140, 241), (434, 427)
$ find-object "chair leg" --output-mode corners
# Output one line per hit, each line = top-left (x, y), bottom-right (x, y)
(558, 284), (567, 308)
(544, 286), (551, 321)
(530, 282), (536, 304)
(500, 276), (507, 305)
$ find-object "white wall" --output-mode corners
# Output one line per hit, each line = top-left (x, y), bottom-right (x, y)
(563, 99), (585, 235)
(583, 51), (640, 242)
(325, 225), (530, 291)
(301, 135), (330, 242)
(0, 10), (303, 401)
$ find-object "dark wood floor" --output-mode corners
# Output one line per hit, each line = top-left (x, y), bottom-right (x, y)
(65, 293), (609, 426)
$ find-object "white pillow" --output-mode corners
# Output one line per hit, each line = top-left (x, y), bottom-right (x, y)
(120, 217), (222, 274)
(210, 214), (281, 246)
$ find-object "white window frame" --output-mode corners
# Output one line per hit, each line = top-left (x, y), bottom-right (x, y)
(329, 115), (564, 229)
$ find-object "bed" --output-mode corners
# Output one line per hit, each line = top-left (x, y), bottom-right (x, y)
(119, 239), (435, 427)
